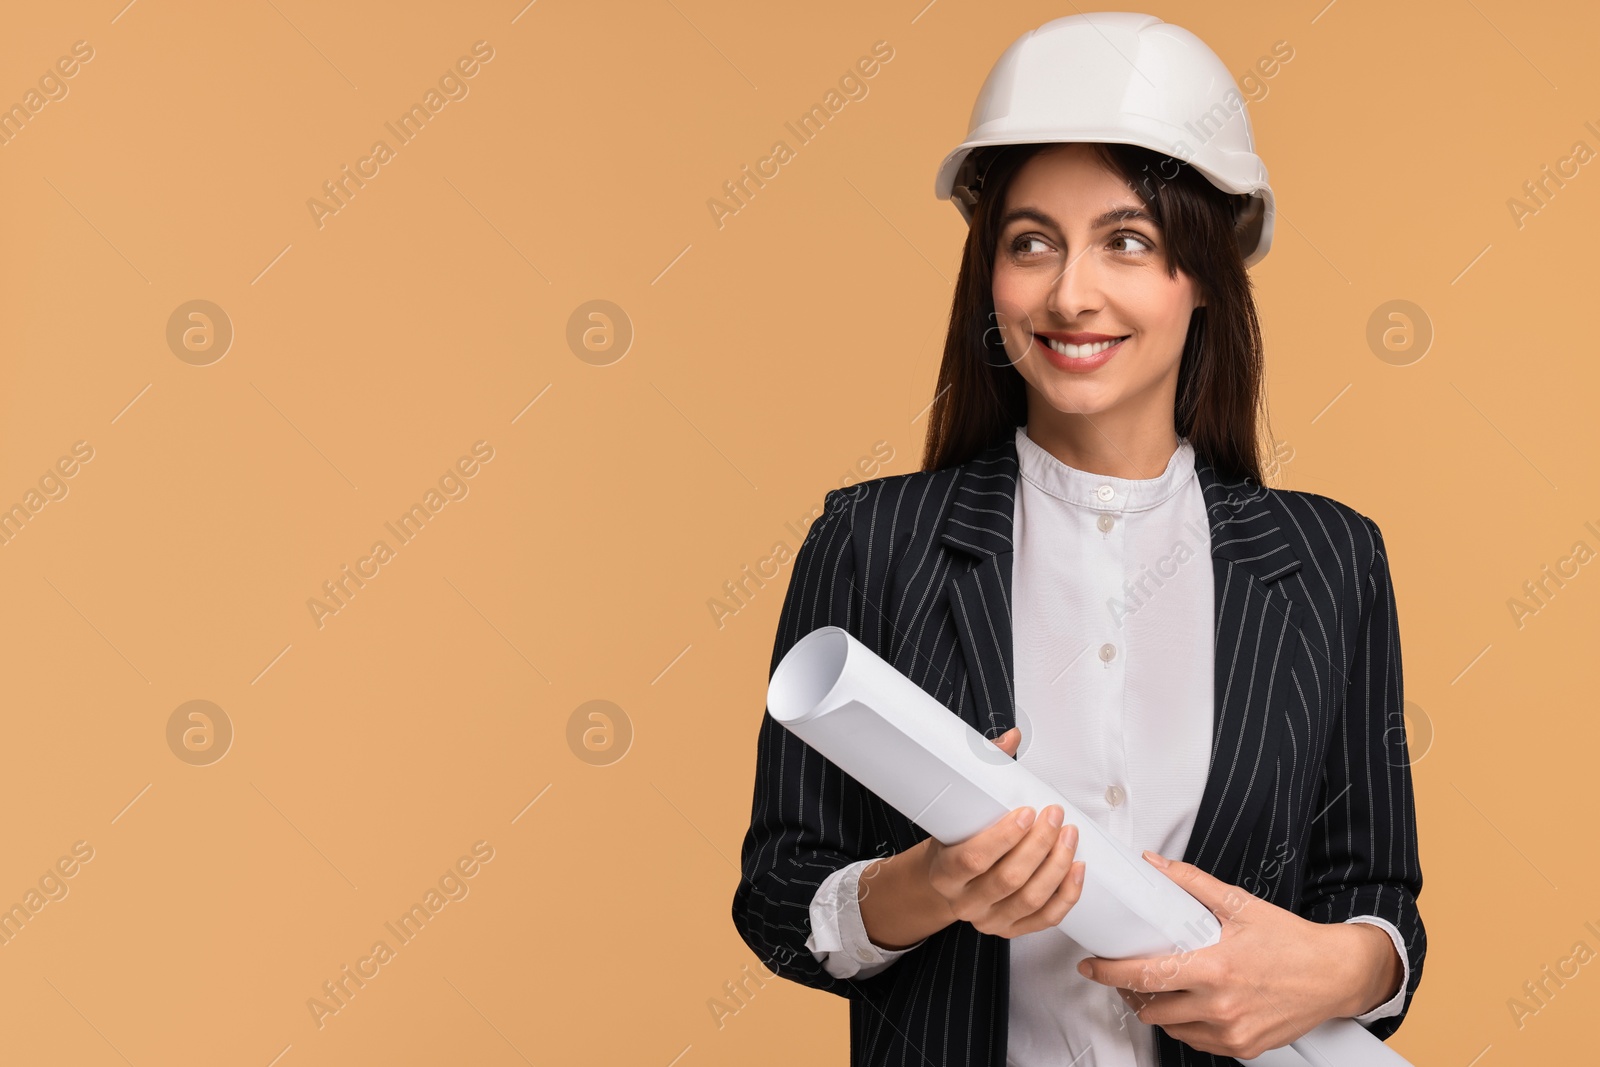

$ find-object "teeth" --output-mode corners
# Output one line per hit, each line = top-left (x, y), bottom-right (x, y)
(1042, 336), (1126, 358)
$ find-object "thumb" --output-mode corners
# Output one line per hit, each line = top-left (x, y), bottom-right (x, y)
(1142, 851), (1251, 924)
(994, 726), (1021, 757)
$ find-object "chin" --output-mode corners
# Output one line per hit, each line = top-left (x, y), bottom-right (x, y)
(1038, 380), (1120, 418)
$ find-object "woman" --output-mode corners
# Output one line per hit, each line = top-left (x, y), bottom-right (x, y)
(731, 14), (1424, 1067)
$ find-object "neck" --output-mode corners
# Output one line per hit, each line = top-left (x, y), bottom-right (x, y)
(1022, 410), (1180, 480)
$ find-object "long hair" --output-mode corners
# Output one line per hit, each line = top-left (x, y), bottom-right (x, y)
(919, 142), (1271, 484)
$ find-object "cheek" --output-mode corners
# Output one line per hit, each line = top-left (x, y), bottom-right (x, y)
(1122, 280), (1195, 337)
(991, 270), (1018, 316)
(991, 271), (1038, 345)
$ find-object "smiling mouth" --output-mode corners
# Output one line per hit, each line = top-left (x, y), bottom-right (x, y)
(1036, 335), (1130, 359)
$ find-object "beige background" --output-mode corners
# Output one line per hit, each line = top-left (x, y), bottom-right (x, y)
(0, 0), (1594, 1063)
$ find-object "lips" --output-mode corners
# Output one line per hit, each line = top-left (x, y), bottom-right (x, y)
(1036, 333), (1130, 359)
(1037, 331), (1125, 345)
(1033, 333), (1127, 373)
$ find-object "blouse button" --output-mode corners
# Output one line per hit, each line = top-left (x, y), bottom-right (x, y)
(1097, 513), (1115, 533)
(1105, 784), (1125, 807)
(856, 948), (875, 962)
(1095, 485), (1115, 501)
(1098, 642), (1116, 662)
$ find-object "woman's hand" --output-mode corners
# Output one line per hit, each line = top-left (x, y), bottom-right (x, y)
(859, 726), (1086, 950)
(920, 726), (1087, 939)
(1075, 851), (1393, 1060)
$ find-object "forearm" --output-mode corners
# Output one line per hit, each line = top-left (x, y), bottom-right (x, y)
(858, 838), (957, 950)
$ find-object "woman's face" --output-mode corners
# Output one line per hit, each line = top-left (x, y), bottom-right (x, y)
(990, 143), (1203, 429)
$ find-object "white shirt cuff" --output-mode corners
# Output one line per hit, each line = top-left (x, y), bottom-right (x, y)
(1344, 915), (1409, 1023)
(805, 858), (926, 980)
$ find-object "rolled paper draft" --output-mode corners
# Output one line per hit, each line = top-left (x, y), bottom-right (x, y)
(767, 625), (1413, 1067)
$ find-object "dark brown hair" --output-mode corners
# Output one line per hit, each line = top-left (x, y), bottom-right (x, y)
(919, 142), (1270, 484)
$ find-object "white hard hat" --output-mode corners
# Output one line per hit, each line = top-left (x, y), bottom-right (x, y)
(933, 12), (1275, 267)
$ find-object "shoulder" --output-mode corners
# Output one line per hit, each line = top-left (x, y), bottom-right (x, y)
(816, 463), (969, 536)
(1257, 484), (1387, 576)
(798, 462), (987, 595)
(818, 437), (1014, 528)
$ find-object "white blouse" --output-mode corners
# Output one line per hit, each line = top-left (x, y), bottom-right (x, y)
(804, 425), (1408, 1064)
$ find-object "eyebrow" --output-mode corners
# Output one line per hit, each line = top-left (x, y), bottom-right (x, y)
(998, 205), (1157, 231)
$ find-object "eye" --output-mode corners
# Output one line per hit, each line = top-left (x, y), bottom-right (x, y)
(1010, 233), (1053, 256)
(1111, 230), (1154, 254)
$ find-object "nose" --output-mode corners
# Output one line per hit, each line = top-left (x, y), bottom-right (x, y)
(1045, 243), (1104, 322)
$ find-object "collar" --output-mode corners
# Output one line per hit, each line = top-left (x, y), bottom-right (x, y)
(1013, 425), (1195, 512)
(941, 433), (1301, 585)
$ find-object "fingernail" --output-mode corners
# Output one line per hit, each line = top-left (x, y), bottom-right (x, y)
(1142, 850), (1169, 869)
(1016, 807), (1036, 828)
(1077, 960), (1092, 977)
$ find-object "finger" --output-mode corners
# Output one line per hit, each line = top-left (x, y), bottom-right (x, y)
(968, 800), (1064, 893)
(1023, 854), (1086, 932)
(1117, 987), (1202, 1027)
(1143, 852), (1253, 924)
(953, 805), (1040, 885)
(996, 822), (1081, 931)
(1079, 952), (1191, 994)
(979, 806), (1068, 913)
(994, 726), (1021, 757)
(1116, 986), (1153, 1015)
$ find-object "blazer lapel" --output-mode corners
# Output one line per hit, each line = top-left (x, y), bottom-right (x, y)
(939, 439), (1019, 745)
(1185, 461), (1305, 880)
(937, 434), (1306, 880)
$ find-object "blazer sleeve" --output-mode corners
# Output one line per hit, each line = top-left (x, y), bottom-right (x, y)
(730, 486), (887, 1000)
(1297, 515), (1426, 1040)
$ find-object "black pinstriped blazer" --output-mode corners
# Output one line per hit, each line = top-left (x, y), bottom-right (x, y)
(731, 433), (1425, 1067)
